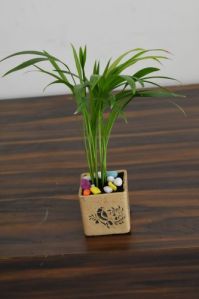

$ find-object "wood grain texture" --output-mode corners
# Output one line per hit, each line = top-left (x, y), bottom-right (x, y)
(0, 248), (199, 299)
(0, 84), (199, 298)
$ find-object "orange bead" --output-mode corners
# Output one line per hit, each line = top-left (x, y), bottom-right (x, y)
(83, 189), (91, 196)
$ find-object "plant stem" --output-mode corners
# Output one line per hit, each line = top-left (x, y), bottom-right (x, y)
(94, 128), (98, 187)
(98, 107), (107, 187)
(98, 109), (104, 186)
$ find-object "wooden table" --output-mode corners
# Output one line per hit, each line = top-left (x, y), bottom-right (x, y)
(0, 85), (199, 298)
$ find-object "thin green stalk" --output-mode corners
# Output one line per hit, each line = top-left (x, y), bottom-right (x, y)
(101, 138), (107, 186)
(94, 129), (98, 187)
(98, 109), (106, 186)
(98, 110), (103, 184)
(82, 108), (96, 183)
(88, 91), (99, 186)
(87, 121), (98, 185)
(83, 123), (93, 178)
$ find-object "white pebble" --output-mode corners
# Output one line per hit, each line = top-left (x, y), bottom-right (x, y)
(107, 176), (114, 182)
(114, 177), (123, 187)
(83, 175), (91, 181)
(103, 186), (113, 193)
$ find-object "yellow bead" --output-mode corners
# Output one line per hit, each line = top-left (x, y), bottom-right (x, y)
(90, 186), (101, 195)
(108, 181), (117, 191)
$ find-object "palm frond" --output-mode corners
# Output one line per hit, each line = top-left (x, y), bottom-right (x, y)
(0, 45), (184, 188)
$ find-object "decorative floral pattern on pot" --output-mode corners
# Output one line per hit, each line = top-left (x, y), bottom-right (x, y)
(89, 206), (125, 228)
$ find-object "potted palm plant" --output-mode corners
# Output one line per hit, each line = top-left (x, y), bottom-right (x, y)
(1, 46), (182, 236)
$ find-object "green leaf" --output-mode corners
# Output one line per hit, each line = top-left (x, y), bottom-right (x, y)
(116, 55), (168, 75)
(132, 67), (160, 79)
(108, 94), (116, 109)
(0, 50), (46, 63)
(141, 80), (179, 94)
(71, 44), (83, 82)
(107, 48), (144, 74)
(142, 80), (167, 90)
(79, 46), (87, 69)
(136, 90), (184, 98)
(83, 45), (87, 65)
(120, 75), (136, 95)
(90, 74), (101, 90)
(3, 57), (48, 76)
(93, 60), (97, 74)
(168, 99), (187, 117)
(143, 75), (179, 82)
(115, 90), (132, 101)
(43, 79), (70, 92)
(108, 49), (169, 76)
(119, 111), (128, 123)
(34, 65), (63, 80)
(42, 50), (69, 84)
(53, 69), (80, 79)
(127, 49), (169, 63)
(73, 82), (89, 111)
(92, 60), (100, 75)
(103, 58), (112, 76)
(79, 47), (83, 66)
(132, 76), (145, 87)
(96, 61), (100, 74)
(34, 66), (74, 92)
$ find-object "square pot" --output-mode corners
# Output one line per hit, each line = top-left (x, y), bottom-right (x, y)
(78, 169), (131, 236)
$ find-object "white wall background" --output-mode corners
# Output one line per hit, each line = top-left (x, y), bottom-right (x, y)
(0, 0), (198, 100)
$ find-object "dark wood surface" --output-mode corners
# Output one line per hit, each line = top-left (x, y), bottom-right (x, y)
(0, 84), (199, 298)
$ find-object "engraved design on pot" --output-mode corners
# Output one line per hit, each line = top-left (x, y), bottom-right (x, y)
(89, 206), (125, 228)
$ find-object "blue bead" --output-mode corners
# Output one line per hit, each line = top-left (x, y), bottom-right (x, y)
(106, 170), (118, 178)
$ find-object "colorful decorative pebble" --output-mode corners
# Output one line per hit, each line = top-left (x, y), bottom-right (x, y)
(107, 176), (114, 182)
(103, 186), (113, 193)
(108, 181), (117, 191)
(83, 189), (91, 196)
(83, 175), (91, 181)
(81, 170), (123, 196)
(81, 178), (91, 190)
(107, 170), (118, 178)
(114, 177), (123, 187)
(90, 186), (101, 195)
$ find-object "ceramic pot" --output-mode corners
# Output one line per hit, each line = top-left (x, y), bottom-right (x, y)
(78, 169), (131, 236)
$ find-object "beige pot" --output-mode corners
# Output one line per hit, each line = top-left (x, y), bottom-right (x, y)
(78, 169), (131, 236)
